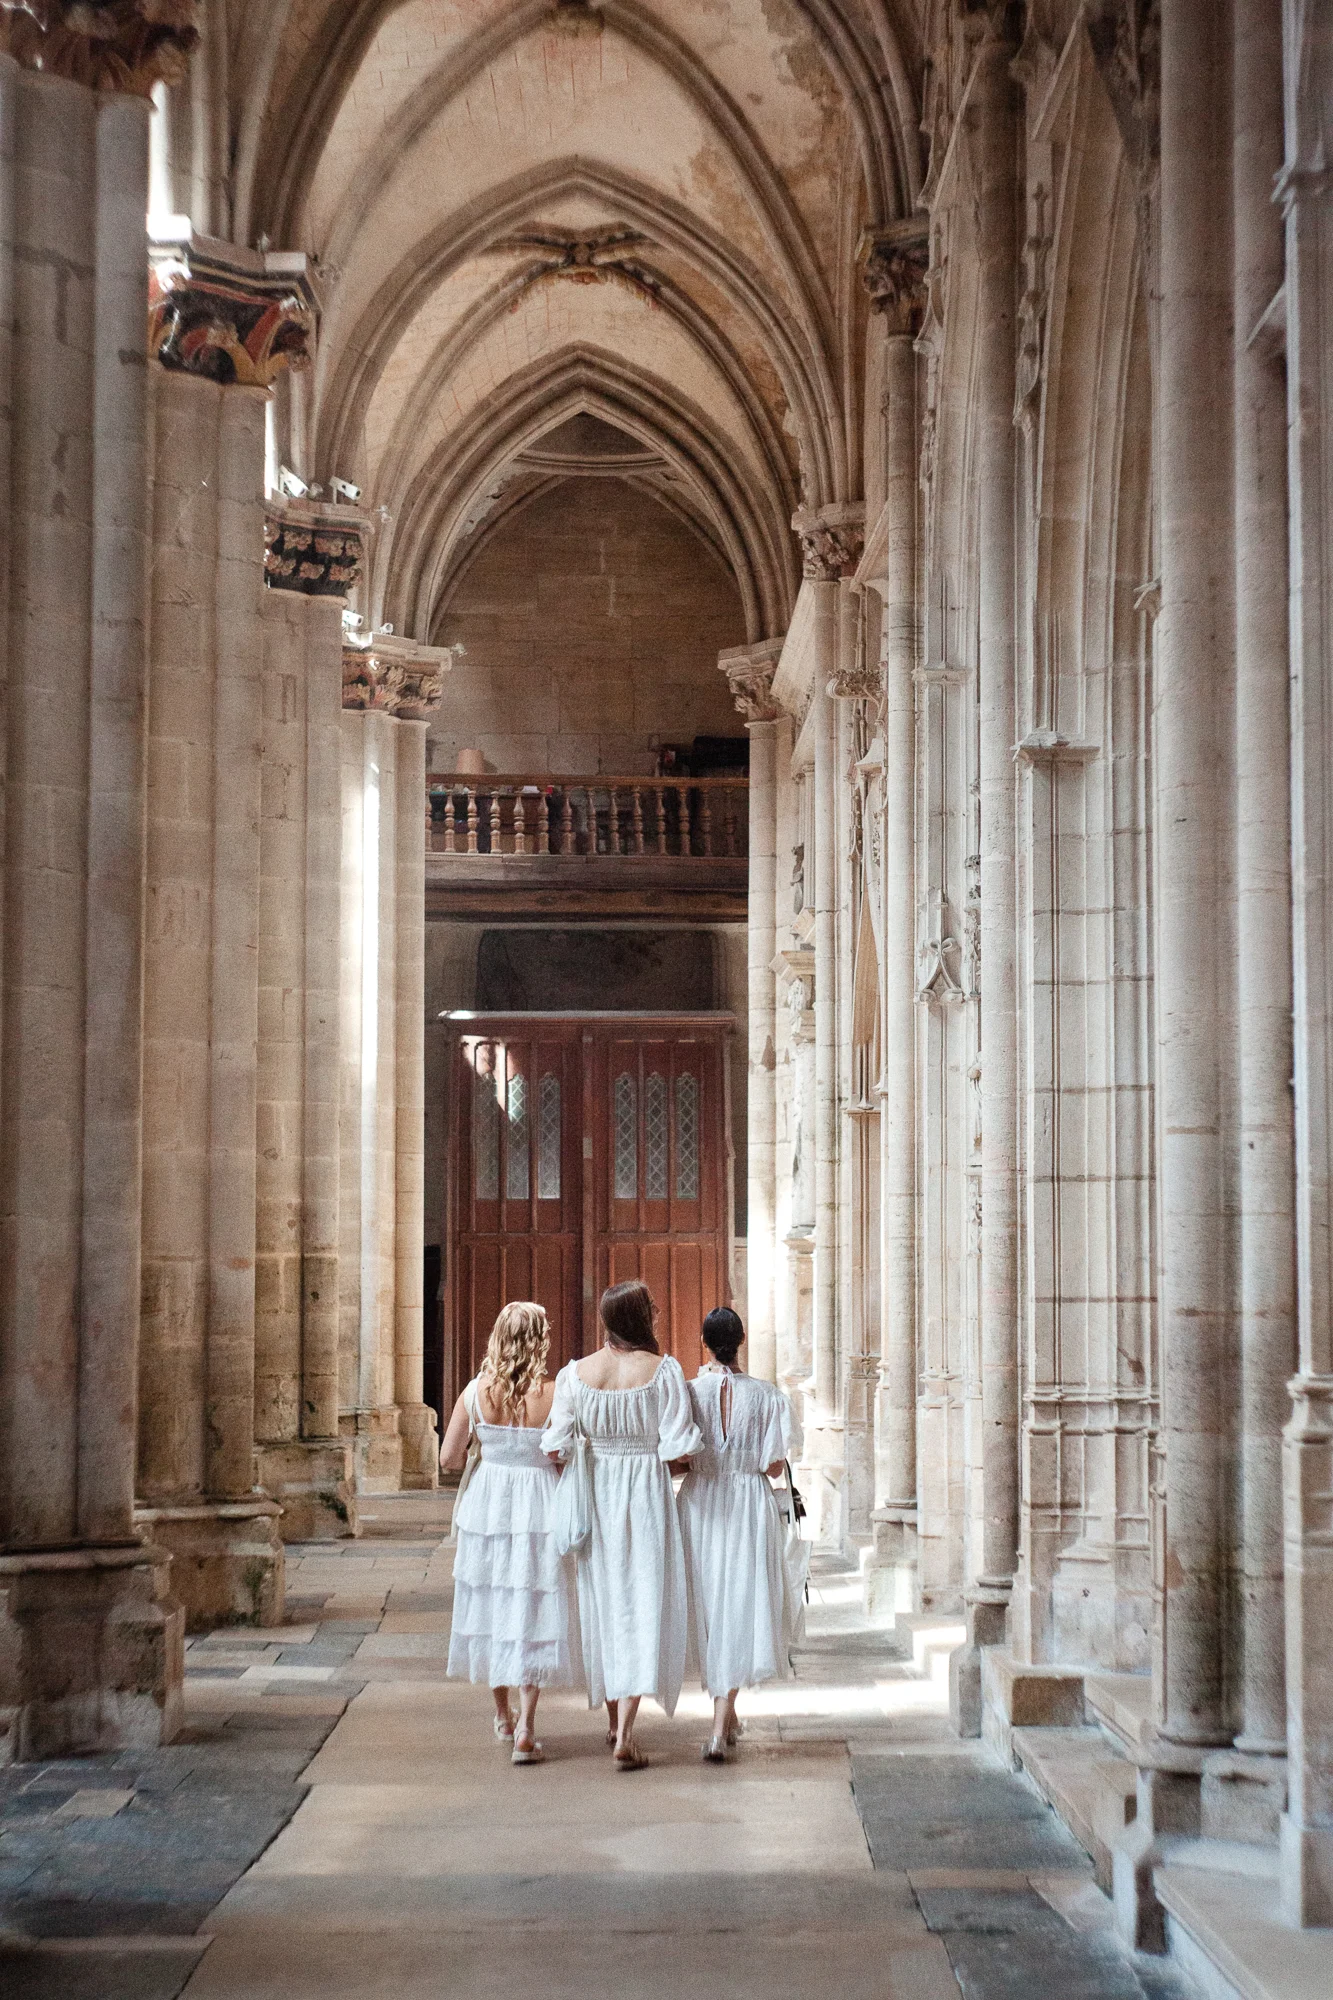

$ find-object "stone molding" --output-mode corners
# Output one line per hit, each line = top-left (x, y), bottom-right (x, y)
(264, 496), (365, 598)
(828, 661), (883, 702)
(341, 633), (455, 719)
(0, 0), (198, 94)
(148, 231), (317, 387)
(792, 503), (865, 582)
(719, 639), (784, 722)
(857, 222), (930, 336)
(1012, 731), (1100, 764)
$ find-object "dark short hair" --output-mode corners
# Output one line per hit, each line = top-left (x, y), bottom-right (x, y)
(600, 1279), (659, 1353)
(702, 1306), (744, 1365)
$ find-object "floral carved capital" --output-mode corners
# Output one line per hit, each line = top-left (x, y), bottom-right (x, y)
(149, 236), (316, 388)
(265, 498), (365, 600)
(857, 224), (930, 336)
(1, 0), (199, 96)
(792, 504), (865, 582)
(342, 634), (455, 719)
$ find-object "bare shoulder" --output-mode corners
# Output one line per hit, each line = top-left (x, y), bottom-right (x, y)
(524, 1377), (557, 1425)
(576, 1348), (662, 1389)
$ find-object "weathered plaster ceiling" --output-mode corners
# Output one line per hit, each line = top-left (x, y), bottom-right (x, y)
(233, 1), (926, 641)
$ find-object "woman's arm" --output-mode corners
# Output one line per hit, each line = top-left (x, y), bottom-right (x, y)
(438, 1391), (473, 1473)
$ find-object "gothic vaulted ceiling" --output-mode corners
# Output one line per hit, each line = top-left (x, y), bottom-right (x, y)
(226, 1), (925, 643)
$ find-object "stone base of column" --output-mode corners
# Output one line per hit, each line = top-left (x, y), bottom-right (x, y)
(135, 1502), (285, 1633)
(1199, 1749), (1287, 1847)
(397, 1403), (441, 1491)
(798, 1399), (847, 1546)
(1280, 1812), (1333, 1929)
(341, 1407), (404, 1495)
(254, 1442), (358, 1543)
(860, 1507), (919, 1621)
(0, 1543), (184, 1766)
(948, 1586), (1009, 1739)
(1112, 1753), (1205, 1953)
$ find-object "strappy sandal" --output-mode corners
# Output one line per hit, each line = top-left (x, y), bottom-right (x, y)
(512, 1734), (545, 1766)
(493, 1714), (514, 1742)
(613, 1740), (649, 1771)
(702, 1735), (728, 1764)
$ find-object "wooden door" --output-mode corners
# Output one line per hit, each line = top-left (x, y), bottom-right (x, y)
(588, 1027), (729, 1374)
(445, 1015), (732, 1403)
(448, 1023), (583, 1397)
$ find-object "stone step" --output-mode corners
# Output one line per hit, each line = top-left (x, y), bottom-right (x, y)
(1084, 1671), (1154, 1755)
(1011, 1723), (1138, 1891)
(892, 1612), (966, 1683)
(1156, 1858), (1329, 2000)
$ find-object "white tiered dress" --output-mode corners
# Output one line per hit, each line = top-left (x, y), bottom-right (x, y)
(542, 1355), (703, 1717)
(678, 1368), (801, 1696)
(446, 1379), (583, 1690)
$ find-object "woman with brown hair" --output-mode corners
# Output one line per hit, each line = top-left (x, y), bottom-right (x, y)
(542, 1279), (702, 1769)
(441, 1301), (582, 1764)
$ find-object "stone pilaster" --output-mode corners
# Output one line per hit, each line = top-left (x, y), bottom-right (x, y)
(1280, 0), (1333, 1930)
(721, 640), (784, 1385)
(0, 58), (181, 1758)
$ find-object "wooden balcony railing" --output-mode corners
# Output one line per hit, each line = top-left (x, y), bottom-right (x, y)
(426, 774), (749, 860)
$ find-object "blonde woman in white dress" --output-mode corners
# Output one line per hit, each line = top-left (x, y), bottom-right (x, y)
(542, 1279), (702, 1770)
(440, 1301), (582, 1765)
(678, 1306), (801, 1762)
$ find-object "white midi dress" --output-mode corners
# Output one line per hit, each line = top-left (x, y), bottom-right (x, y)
(542, 1355), (703, 1716)
(678, 1369), (801, 1697)
(447, 1379), (583, 1689)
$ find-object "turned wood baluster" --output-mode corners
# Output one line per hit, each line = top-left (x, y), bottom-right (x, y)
(466, 783), (479, 854)
(655, 782), (668, 853)
(699, 789), (712, 856)
(560, 790), (574, 855)
(489, 789), (501, 855)
(677, 783), (691, 856)
(513, 792), (527, 854)
(443, 791), (456, 852)
(631, 786), (644, 853)
(607, 786), (620, 854)
(537, 790), (550, 854)
(723, 789), (737, 856)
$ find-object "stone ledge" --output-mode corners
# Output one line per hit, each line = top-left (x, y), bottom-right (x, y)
(1012, 1723), (1138, 1890)
(1156, 1858), (1331, 2000)
(1085, 1670), (1155, 1755)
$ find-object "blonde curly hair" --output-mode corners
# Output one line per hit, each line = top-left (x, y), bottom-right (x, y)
(481, 1301), (551, 1425)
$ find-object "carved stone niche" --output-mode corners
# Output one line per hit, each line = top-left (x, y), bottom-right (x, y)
(857, 221), (930, 338)
(148, 231), (318, 389)
(0, 0), (199, 94)
(792, 503), (865, 583)
(341, 634), (455, 721)
(265, 497), (366, 600)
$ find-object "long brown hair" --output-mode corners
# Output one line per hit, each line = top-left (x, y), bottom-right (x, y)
(600, 1279), (659, 1353)
(481, 1301), (551, 1422)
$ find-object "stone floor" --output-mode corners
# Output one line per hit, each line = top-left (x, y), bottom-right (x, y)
(1, 1495), (1199, 1998)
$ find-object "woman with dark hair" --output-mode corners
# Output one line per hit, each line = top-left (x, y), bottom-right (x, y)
(542, 1279), (702, 1769)
(677, 1305), (801, 1762)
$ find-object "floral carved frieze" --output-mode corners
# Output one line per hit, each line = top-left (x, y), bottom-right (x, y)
(264, 498), (365, 599)
(0, 0), (199, 94)
(149, 235), (316, 388)
(857, 224), (930, 337)
(341, 634), (455, 719)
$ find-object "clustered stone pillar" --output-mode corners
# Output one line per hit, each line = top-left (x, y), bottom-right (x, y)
(720, 641), (785, 1385)
(1280, 0), (1333, 1931)
(0, 52), (187, 1760)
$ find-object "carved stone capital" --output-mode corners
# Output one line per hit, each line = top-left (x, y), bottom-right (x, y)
(792, 504), (865, 583)
(828, 663), (882, 702)
(149, 232), (316, 387)
(342, 634), (455, 720)
(1, 0), (199, 95)
(264, 498), (366, 600)
(857, 223), (930, 335)
(718, 639), (784, 723)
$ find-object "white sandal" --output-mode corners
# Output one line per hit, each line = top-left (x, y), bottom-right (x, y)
(512, 1734), (545, 1766)
(493, 1714), (514, 1741)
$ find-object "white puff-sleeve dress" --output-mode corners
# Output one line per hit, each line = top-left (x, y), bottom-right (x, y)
(678, 1369), (801, 1696)
(542, 1355), (703, 1717)
(446, 1378), (583, 1690)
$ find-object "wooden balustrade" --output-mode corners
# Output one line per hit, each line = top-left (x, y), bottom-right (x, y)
(425, 774), (749, 860)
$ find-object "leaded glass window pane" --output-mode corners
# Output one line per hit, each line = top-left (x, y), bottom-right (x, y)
(505, 1072), (529, 1200)
(473, 1052), (500, 1200)
(537, 1072), (561, 1200)
(645, 1071), (668, 1199)
(614, 1072), (638, 1199)
(675, 1071), (699, 1200)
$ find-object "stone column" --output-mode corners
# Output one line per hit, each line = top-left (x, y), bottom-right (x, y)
(339, 637), (450, 1495)
(1280, 0), (1333, 1930)
(1115, 0), (1236, 1950)
(1229, 0), (1294, 1781)
(948, 23), (1021, 1735)
(720, 641), (785, 1383)
(137, 235), (319, 1617)
(860, 227), (928, 1611)
(0, 14), (197, 1760)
